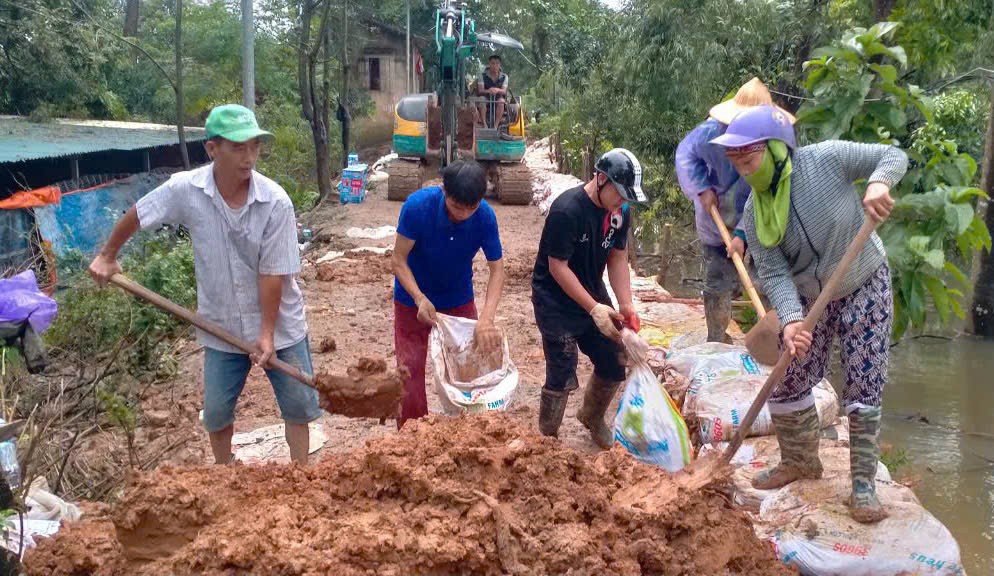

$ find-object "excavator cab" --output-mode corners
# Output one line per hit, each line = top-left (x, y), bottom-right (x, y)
(385, 2), (531, 205)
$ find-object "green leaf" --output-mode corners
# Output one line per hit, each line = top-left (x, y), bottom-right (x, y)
(869, 63), (898, 84)
(953, 203), (976, 235)
(888, 46), (908, 68)
(910, 274), (927, 327)
(924, 249), (945, 270)
(869, 21), (901, 40)
(922, 274), (950, 324)
(908, 235), (932, 256)
(950, 298), (966, 320)
(948, 186), (986, 203)
(944, 262), (970, 287)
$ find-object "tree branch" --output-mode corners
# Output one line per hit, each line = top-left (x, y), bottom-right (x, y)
(66, 0), (177, 92)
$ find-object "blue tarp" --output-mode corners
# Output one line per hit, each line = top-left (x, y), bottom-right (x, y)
(35, 172), (170, 257)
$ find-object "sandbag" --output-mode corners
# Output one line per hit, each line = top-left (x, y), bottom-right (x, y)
(758, 476), (963, 575)
(691, 377), (839, 445)
(726, 437), (891, 512)
(430, 314), (518, 415)
(667, 341), (765, 384)
(613, 330), (692, 473)
(667, 343), (839, 444)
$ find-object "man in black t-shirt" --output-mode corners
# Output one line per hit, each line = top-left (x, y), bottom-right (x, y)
(531, 148), (648, 448)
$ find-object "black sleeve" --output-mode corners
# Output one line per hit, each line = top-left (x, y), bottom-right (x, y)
(542, 207), (577, 261)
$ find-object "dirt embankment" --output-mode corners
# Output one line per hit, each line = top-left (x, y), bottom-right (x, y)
(26, 413), (791, 576)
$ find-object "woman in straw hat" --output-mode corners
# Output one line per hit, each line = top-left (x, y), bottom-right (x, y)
(675, 78), (795, 342)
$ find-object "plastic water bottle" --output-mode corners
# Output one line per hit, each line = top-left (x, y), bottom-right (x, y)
(348, 152), (359, 166)
(0, 419), (21, 490)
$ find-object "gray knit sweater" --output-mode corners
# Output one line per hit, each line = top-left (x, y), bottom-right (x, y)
(744, 141), (909, 326)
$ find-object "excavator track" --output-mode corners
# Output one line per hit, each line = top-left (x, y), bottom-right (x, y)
(386, 159), (425, 202)
(494, 163), (533, 205)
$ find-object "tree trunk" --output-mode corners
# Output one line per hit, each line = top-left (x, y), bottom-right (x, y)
(971, 86), (994, 338)
(297, 0), (334, 202)
(873, 0), (897, 21)
(124, 0), (140, 36)
(175, 0), (190, 170)
(339, 0), (351, 169)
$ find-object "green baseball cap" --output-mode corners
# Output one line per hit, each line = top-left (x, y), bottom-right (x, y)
(204, 104), (273, 142)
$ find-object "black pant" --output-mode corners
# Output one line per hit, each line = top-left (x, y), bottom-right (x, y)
(536, 314), (625, 392)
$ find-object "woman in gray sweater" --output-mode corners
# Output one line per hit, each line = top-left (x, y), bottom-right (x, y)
(711, 105), (908, 524)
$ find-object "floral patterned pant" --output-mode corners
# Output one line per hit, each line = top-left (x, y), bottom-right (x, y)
(770, 263), (891, 411)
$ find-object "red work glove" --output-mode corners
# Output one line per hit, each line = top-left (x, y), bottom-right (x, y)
(622, 309), (641, 332)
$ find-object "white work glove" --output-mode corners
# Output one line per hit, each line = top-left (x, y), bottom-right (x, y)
(589, 303), (623, 341)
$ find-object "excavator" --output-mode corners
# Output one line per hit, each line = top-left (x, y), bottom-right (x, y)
(386, 0), (532, 204)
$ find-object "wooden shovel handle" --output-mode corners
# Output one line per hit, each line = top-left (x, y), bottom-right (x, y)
(708, 205), (766, 318)
(720, 217), (877, 466)
(109, 274), (315, 388)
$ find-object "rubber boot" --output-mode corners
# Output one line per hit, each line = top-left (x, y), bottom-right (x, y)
(538, 379), (577, 438)
(752, 403), (823, 490)
(576, 375), (620, 449)
(849, 406), (888, 523)
(704, 293), (733, 344)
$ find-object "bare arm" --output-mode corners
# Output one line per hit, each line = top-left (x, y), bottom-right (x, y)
(480, 258), (505, 323)
(88, 206), (140, 285)
(253, 274), (283, 367)
(473, 258), (506, 350)
(392, 234), (425, 303)
(549, 257), (599, 313)
(606, 247), (634, 313)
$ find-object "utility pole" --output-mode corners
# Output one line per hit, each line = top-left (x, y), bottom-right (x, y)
(241, 0), (255, 109)
(406, 0), (411, 93)
(176, 0), (190, 169)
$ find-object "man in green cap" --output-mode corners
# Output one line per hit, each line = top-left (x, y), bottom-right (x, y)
(89, 104), (322, 465)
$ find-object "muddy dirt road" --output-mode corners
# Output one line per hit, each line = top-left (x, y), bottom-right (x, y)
(127, 184), (613, 471)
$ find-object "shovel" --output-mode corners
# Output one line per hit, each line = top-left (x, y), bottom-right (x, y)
(108, 273), (404, 419)
(707, 205), (779, 365)
(677, 217), (877, 488)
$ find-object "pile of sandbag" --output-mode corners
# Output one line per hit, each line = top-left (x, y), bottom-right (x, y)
(666, 342), (839, 444)
(664, 341), (965, 576)
(524, 136), (584, 212)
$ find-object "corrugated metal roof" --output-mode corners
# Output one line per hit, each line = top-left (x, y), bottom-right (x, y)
(0, 116), (207, 164)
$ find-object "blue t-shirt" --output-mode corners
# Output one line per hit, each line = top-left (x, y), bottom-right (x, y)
(393, 187), (503, 309)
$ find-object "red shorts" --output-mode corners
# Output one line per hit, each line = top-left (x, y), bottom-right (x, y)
(394, 299), (477, 427)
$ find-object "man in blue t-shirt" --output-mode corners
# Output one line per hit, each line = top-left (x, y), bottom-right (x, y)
(391, 161), (505, 427)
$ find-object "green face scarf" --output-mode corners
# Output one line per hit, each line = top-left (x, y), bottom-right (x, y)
(743, 140), (792, 247)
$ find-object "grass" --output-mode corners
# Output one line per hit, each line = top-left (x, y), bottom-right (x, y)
(880, 443), (910, 476)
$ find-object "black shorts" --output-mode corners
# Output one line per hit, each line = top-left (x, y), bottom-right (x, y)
(537, 319), (626, 392)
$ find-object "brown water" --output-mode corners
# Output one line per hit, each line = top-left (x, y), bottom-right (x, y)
(882, 337), (994, 576)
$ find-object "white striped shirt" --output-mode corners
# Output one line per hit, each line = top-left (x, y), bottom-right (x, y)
(745, 141), (908, 326)
(136, 164), (307, 353)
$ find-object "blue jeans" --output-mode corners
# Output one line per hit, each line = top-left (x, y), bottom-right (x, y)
(202, 337), (321, 432)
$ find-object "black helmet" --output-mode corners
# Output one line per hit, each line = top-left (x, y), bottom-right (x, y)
(594, 148), (646, 203)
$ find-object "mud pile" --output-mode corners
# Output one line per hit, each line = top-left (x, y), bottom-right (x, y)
(315, 357), (406, 418)
(315, 251), (393, 284)
(26, 413), (793, 576)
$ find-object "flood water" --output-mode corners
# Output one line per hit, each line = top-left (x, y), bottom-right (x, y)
(882, 338), (994, 575)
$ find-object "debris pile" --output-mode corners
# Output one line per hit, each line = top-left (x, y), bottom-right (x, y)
(26, 413), (792, 576)
(524, 137), (584, 212)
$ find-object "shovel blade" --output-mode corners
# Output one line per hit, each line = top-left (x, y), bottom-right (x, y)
(745, 310), (780, 366)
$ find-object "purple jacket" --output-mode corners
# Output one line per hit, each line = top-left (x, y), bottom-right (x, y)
(675, 119), (751, 247)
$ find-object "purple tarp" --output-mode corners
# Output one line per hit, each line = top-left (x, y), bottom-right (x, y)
(0, 270), (58, 333)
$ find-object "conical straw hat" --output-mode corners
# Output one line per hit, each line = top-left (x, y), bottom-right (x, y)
(709, 78), (797, 125)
